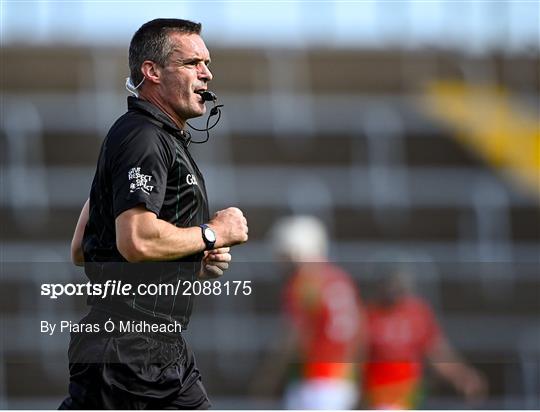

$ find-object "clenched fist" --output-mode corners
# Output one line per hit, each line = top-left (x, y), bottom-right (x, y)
(208, 207), (248, 248)
(199, 247), (231, 279)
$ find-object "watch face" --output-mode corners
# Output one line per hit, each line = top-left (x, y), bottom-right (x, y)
(204, 227), (216, 243)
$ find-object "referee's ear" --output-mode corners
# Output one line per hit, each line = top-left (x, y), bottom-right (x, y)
(140, 61), (161, 85)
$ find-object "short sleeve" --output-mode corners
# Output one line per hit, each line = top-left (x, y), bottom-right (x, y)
(109, 125), (173, 218)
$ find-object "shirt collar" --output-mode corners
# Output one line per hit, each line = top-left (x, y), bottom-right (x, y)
(127, 96), (191, 143)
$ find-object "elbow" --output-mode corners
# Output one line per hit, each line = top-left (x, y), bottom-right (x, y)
(70, 242), (84, 267)
(71, 252), (84, 267)
(117, 235), (150, 262)
(71, 256), (84, 267)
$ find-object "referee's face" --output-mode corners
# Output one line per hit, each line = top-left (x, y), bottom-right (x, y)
(159, 32), (213, 125)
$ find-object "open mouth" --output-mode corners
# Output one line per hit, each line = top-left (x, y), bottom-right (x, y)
(194, 88), (207, 100)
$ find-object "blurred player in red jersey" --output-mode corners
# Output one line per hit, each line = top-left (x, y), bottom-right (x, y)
(269, 215), (366, 409)
(363, 268), (487, 409)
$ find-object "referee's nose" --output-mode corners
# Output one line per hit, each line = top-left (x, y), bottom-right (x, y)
(199, 62), (213, 82)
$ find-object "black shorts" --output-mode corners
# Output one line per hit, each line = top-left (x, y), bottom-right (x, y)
(59, 309), (210, 410)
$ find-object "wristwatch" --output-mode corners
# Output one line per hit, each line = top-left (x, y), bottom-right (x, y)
(200, 224), (216, 250)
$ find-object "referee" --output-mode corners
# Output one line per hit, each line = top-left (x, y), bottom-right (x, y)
(60, 18), (248, 409)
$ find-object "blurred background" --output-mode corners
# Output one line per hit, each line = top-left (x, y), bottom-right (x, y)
(1, 0), (539, 409)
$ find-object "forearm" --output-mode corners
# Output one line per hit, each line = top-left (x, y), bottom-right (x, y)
(140, 220), (207, 260)
(432, 359), (487, 401)
(116, 205), (248, 262)
(428, 339), (483, 394)
(116, 214), (206, 262)
(432, 359), (471, 382)
(429, 339), (462, 378)
(71, 199), (89, 266)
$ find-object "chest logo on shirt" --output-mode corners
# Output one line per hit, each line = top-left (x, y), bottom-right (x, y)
(186, 174), (198, 186)
(128, 167), (154, 194)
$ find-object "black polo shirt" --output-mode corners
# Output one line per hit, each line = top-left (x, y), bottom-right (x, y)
(82, 97), (210, 328)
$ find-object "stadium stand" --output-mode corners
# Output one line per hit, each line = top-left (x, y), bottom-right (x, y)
(1, 46), (538, 409)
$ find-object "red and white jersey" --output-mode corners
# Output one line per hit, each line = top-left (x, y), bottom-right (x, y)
(366, 296), (441, 365)
(283, 262), (364, 380)
(363, 296), (442, 408)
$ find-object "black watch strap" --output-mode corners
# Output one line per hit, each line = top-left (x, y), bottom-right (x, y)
(200, 224), (216, 250)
